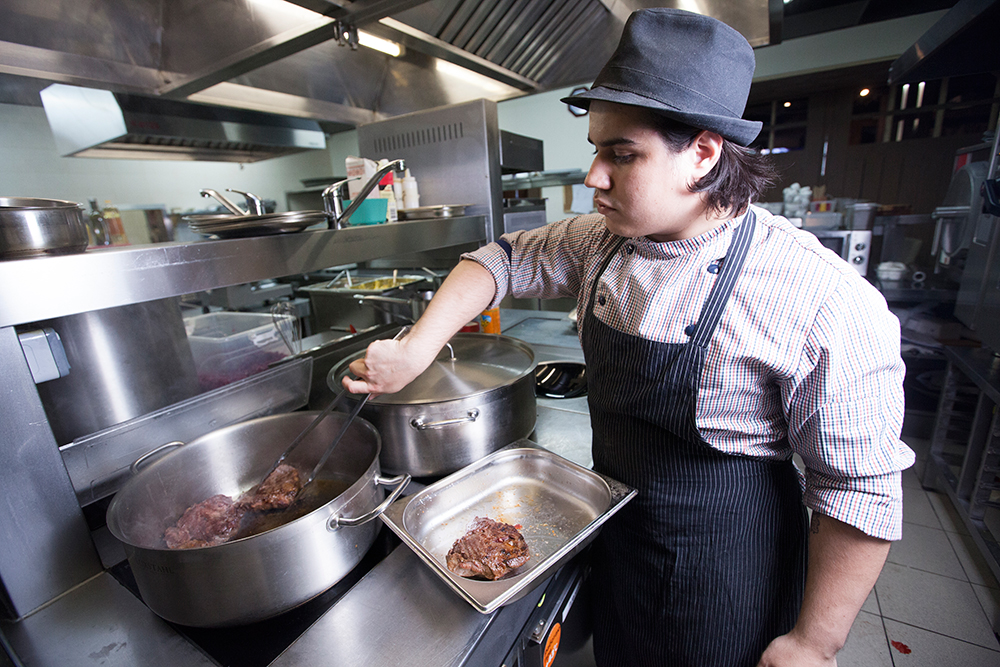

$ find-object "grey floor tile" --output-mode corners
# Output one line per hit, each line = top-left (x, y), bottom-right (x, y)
(928, 490), (971, 535)
(839, 611), (893, 666)
(882, 619), (1000, 666)
(888, 522), (968, 580)
(862, 588), (880, 614)
(903, 487), (943, 530)
(902, 466), (924, 490)
(947, 530), (1000, 588)
(973, 584), (1000, 633)
(876, 562), (999, 649)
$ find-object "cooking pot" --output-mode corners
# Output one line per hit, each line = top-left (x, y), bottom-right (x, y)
(328, 333), (537, 476)
(106, 412), (409, 627)
(0, 197), (89, 260)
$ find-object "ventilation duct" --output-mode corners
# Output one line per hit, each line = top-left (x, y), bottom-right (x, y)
(40, 84), (326, 163)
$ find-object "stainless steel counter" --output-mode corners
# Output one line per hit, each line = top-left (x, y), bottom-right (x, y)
(0, 216), (485, 327)
(1, 309), (594, 666)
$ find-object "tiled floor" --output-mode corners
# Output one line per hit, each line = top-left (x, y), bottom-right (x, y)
(555, 436), (1000, 666)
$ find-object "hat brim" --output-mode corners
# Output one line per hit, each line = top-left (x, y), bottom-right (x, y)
(562, 87), (762, 147)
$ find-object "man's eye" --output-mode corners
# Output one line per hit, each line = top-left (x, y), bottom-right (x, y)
(613, 153), (633, 164)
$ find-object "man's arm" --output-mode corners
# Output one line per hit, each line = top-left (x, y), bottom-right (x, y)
(342, 259), (497, 395)
(757, 511), (890, 667)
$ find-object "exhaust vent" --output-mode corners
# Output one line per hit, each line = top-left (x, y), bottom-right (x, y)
(40, 84), (326, 163)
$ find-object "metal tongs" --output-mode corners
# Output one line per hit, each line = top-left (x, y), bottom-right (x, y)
(263, 326), (410, 488)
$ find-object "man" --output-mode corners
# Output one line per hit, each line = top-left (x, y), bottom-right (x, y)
(344, 8), (913, 666)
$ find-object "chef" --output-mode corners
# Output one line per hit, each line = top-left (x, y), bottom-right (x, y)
(344, 8), (913, 667)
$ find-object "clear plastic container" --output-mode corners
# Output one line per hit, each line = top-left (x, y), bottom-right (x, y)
(185, 312), (292, 390)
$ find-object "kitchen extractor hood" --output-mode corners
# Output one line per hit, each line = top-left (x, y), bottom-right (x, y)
(39, 84), (327, 162)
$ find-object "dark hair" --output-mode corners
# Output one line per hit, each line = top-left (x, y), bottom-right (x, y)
(650, 114), (777, 217)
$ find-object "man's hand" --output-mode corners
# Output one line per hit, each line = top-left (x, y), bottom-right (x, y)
(757, 631), (836, 667)
(342, 336), (435, 395)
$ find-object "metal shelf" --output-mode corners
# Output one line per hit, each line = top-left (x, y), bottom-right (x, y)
(0, 216), (486, 327)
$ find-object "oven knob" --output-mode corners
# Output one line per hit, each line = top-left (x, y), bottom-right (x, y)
(853, 256), (864, 264)
(854, 243), (867, 250)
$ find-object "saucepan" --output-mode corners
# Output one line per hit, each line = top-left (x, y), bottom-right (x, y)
(0, 197), (89, 260)
(106, 412), (409, 627)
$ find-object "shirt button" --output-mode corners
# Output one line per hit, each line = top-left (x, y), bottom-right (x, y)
(625, 245), (635, 254)
(598, 294), (606, 306)
(684, 324), (696, 336)
(707, 263), (720, 274)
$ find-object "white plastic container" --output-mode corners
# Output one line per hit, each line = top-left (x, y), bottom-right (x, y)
(184, 312), (291, 390)
(345, 156), (378, 201)
(401, 168), (420, 210)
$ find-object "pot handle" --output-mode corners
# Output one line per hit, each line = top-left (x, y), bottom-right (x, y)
(130, 441), (184, 475)
(328, 473), (411, 531)
(410, 408), (480, 430)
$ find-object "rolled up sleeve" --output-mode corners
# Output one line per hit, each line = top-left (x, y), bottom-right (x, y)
(785, 278), (914, 540)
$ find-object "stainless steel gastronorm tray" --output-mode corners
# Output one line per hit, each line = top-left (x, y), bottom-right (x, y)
(380, 442), (635, 613)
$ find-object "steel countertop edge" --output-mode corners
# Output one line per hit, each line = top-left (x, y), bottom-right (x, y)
(1, 309), (593, 666)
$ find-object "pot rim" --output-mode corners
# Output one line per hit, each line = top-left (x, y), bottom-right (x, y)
(0, 197), (84, 210)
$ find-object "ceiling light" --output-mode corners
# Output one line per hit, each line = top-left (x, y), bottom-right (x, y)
(358, 31), (402, 57)
(435, 60), (512, 96)
(783, 101), (791, 108)
(860, 88), (870, 97)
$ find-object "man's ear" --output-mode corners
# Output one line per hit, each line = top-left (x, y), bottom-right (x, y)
(689, 131), (724, 180)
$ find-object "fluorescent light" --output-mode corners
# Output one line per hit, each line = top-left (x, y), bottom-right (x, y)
(358, 30), (401, 57)
(435, 60), (512, 95)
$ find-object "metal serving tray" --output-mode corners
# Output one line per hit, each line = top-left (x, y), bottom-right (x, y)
(380, 441), (635, 613)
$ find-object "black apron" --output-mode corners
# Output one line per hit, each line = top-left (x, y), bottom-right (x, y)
(584, 213), (808, 667)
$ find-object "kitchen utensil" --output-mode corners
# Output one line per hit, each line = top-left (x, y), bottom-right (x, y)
(328, 333), (536, 476)
(106, 411), (409, 627)
(183, 210), (328, 237)
(535, 361), (587, 398)
(0, 197), (89, 260)
(265, 326), (410, 489)
(396, 204), (472, 221)
(379, 443), (635, 613)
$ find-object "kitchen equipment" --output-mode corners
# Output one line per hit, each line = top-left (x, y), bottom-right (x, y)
(35, 298), (201, 446)
(105, 411), (410, 627)
(184, 311), (292, 390)
(328, 333), (537, 476)
(802, 229), (872, 277)
(270, 301), (301, 356)
(379, 444), (635, 613)
(535, 361), (587, 398)
(301, 274), (431, 332)
(396, 204), (471, 220)
(353, 289), (434, 324)
(0, 197), (89, 260)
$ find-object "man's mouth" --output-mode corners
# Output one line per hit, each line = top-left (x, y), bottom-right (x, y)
(594, 198), (615, 214)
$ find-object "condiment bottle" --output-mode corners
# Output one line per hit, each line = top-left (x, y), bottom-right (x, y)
(401, 168), (420, 210)
(102, 200), (129, 246)
(479, 307), (500, 334)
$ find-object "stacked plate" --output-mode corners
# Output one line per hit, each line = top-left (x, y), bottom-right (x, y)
(184, 210), (330, 238)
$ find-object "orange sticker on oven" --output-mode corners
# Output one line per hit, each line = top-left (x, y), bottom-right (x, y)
(543, 622), (561, 667)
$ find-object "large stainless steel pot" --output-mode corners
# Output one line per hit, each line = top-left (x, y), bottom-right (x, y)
(0, 197), (89, 260)
(328, 333), (537, 476)
(106, 412), (408, 628)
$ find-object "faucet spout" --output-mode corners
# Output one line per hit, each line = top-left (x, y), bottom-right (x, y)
(326, 159), (405, 229)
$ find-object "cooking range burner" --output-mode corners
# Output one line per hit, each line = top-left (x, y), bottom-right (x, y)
(108, 528), (401, 667)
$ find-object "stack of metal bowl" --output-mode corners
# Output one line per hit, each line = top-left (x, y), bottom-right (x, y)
(0, 197), (90, 260)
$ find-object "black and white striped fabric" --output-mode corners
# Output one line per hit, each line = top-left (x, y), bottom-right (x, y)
(583, 213), (808, 666)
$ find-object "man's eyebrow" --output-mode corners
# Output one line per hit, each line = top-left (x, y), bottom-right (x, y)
(587, 136), (638, 148)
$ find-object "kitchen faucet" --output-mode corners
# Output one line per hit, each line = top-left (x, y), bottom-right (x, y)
(322, 158), (404, 229)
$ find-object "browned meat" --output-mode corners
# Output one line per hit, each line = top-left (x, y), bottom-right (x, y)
(164, 494), (246, 549)
(446, 517), (530, 580)
(239, 464), (303, 512)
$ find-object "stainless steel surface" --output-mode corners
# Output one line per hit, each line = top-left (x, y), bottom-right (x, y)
(328, 333), (537, 476)
(358, 99), (502, 245)
(0, 326), (102, 619)
(932, 161), (989, 269)
(35, 298), (201, 446)
(106, 411), (401, 627)
(0, 572), (216, 667)
(227, 188), (267, 215)
(301, 274), (431, 331)
(40, 83), (327, 162)
(59, 357), (313, 505)
(184, 210), (330, 236)
(0, 197), (89, 260)
(397, 204), (470, 220)
(380, 444), (635, 613)
(0, 215), (486, 328)
(1, 0), (774, 131)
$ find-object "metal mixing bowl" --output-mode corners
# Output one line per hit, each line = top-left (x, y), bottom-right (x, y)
(0, 197), (89, 260)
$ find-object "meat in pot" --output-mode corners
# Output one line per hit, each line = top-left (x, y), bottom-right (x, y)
(446, 516), (530, 580)
(239, 464), (302, 512)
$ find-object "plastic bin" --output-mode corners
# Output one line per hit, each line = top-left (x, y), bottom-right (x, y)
(185, 312), (291, 390)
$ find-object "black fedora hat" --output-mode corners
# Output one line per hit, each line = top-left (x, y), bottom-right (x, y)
(561, 8), (762, 146)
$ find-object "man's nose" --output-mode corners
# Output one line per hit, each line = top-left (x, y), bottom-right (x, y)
(584, 159), (609, 191)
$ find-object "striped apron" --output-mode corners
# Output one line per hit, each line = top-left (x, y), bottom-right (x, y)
(584, 213), (808, 666)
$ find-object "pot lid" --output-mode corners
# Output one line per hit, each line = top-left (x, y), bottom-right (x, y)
(328, 333), (535, 405)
